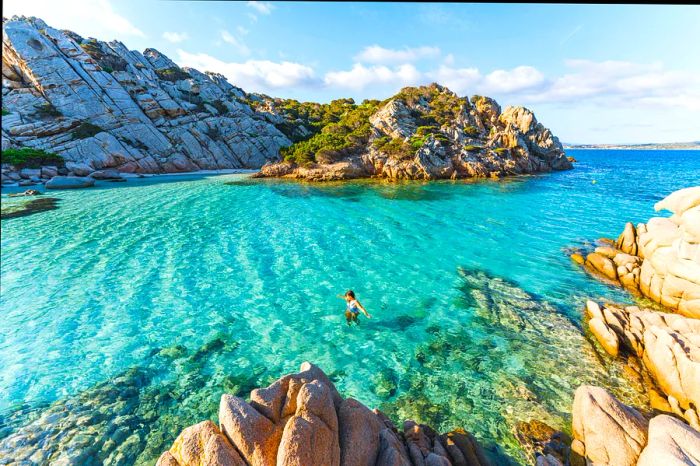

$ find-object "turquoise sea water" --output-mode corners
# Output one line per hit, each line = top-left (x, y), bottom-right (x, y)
(1, 150), (698, 464)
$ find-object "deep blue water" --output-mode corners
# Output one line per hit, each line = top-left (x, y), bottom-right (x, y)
(1, 149), (698, 464)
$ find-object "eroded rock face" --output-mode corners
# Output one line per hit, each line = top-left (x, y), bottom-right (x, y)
(157, 420), (245, 466)
(157, 362), (495, 466)
(575, 187), (700, 317)
(571, 387), (700, 466)
(256, 84), (571, 181)
(571, 385), (649, 466)
(637, 415), (700, 466)
(2, 16), (290, 174)
(584, 301), (700, 429)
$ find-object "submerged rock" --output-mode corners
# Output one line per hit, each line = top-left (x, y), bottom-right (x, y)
(1, 196), (59, 219)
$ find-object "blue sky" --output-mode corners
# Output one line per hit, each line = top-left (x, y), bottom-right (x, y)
(4, 1), (700, 143)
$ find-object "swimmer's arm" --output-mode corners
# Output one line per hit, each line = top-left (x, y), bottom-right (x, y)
(357, 300), (371, 318)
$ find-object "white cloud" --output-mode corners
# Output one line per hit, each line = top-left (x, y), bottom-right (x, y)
(247, 1), (274, 15)
(521, 60), (700, 110)
(3, 0), (145, 38)
(237, 26), (250, 36)
(324, 63), (424, 90)
(356, 45), (441, 64)
(220, 30), (251, 56)
(428, 65), (482, 94)
(162, 31), (188, 44)
(481, 66), (546, 94)
(177, 50), (317, 92)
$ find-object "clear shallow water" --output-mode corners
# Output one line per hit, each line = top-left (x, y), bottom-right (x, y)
(1, 150), (698, 464)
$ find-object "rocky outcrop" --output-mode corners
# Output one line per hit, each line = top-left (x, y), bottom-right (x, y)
(571, 386), (700, 466)
(2, 16), (290, 177)
(584, 301), (700, 429)
(255, 84), (571, 181)
(571, 385), (649, 466)
(637, 415), (700, 466)
(574, 187), (700, 318)
(156, 362), (494, 466)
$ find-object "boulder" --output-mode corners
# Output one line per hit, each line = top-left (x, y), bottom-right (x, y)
(164, 420), (245, 466)
(156, 362), (498, 466)
(338, 398), (385, 466)
(637, 415), (700, 466)
(585, 252), (618, 281)
(572, 385), (648, 466)
(19, 168), (41, 179)
(90, 168), (123, 180)
(589, 318), (619, 357)
(41, 165), (59, 178)
(219, 395), (281, 466)
(642, 325), (700, 413)
(45, 176), (95, 189)
(575, 188), (700, 316)
(277, 380), (340, 466)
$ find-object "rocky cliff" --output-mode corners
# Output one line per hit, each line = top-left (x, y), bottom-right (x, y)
(2, 16), (571, 183)
(572, 186), (700, 318)
(2, 16), (290, 175)
(255, 84), (572, 181)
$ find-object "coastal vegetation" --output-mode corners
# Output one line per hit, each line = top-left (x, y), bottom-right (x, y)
(1, 147), (64, 168)
(279, 99), (380, 165)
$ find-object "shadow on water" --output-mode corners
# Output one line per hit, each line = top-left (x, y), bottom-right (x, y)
(1, 197), (60, 220)
(226, 175), (541, 202)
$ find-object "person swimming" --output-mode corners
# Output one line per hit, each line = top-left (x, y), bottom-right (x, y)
(338, 290), (371, 325)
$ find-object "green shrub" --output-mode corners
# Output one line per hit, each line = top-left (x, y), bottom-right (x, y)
(415, 125), (439, 137)
(35, 103), (61, 118)
(409, 135), (426, 151)
(494, 147), (509, 155)
(1, 108), (9, 116)
(1, 147), (65, 168)
(463, 145), (483, 152)
(102, 65), (113, 73)
(395, 84), (468, 128)
(464, 125), (479, 136)
(156, 67), (191, 82)
(280, 100), (380, 165)
(373, 136), (414, 160)
(72, 122), (103, 140)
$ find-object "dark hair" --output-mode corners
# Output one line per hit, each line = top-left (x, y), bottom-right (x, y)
(345, 290), (355, 299)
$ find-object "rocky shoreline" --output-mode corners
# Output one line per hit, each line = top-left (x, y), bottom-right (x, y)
(155, 362), (499, 466)
(566, 186), (700, 465)
(156, 188), (699, 466)
(3, 16), (571, 185)
(254, 87), (572, 182)
(570, 186), (699, 318)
